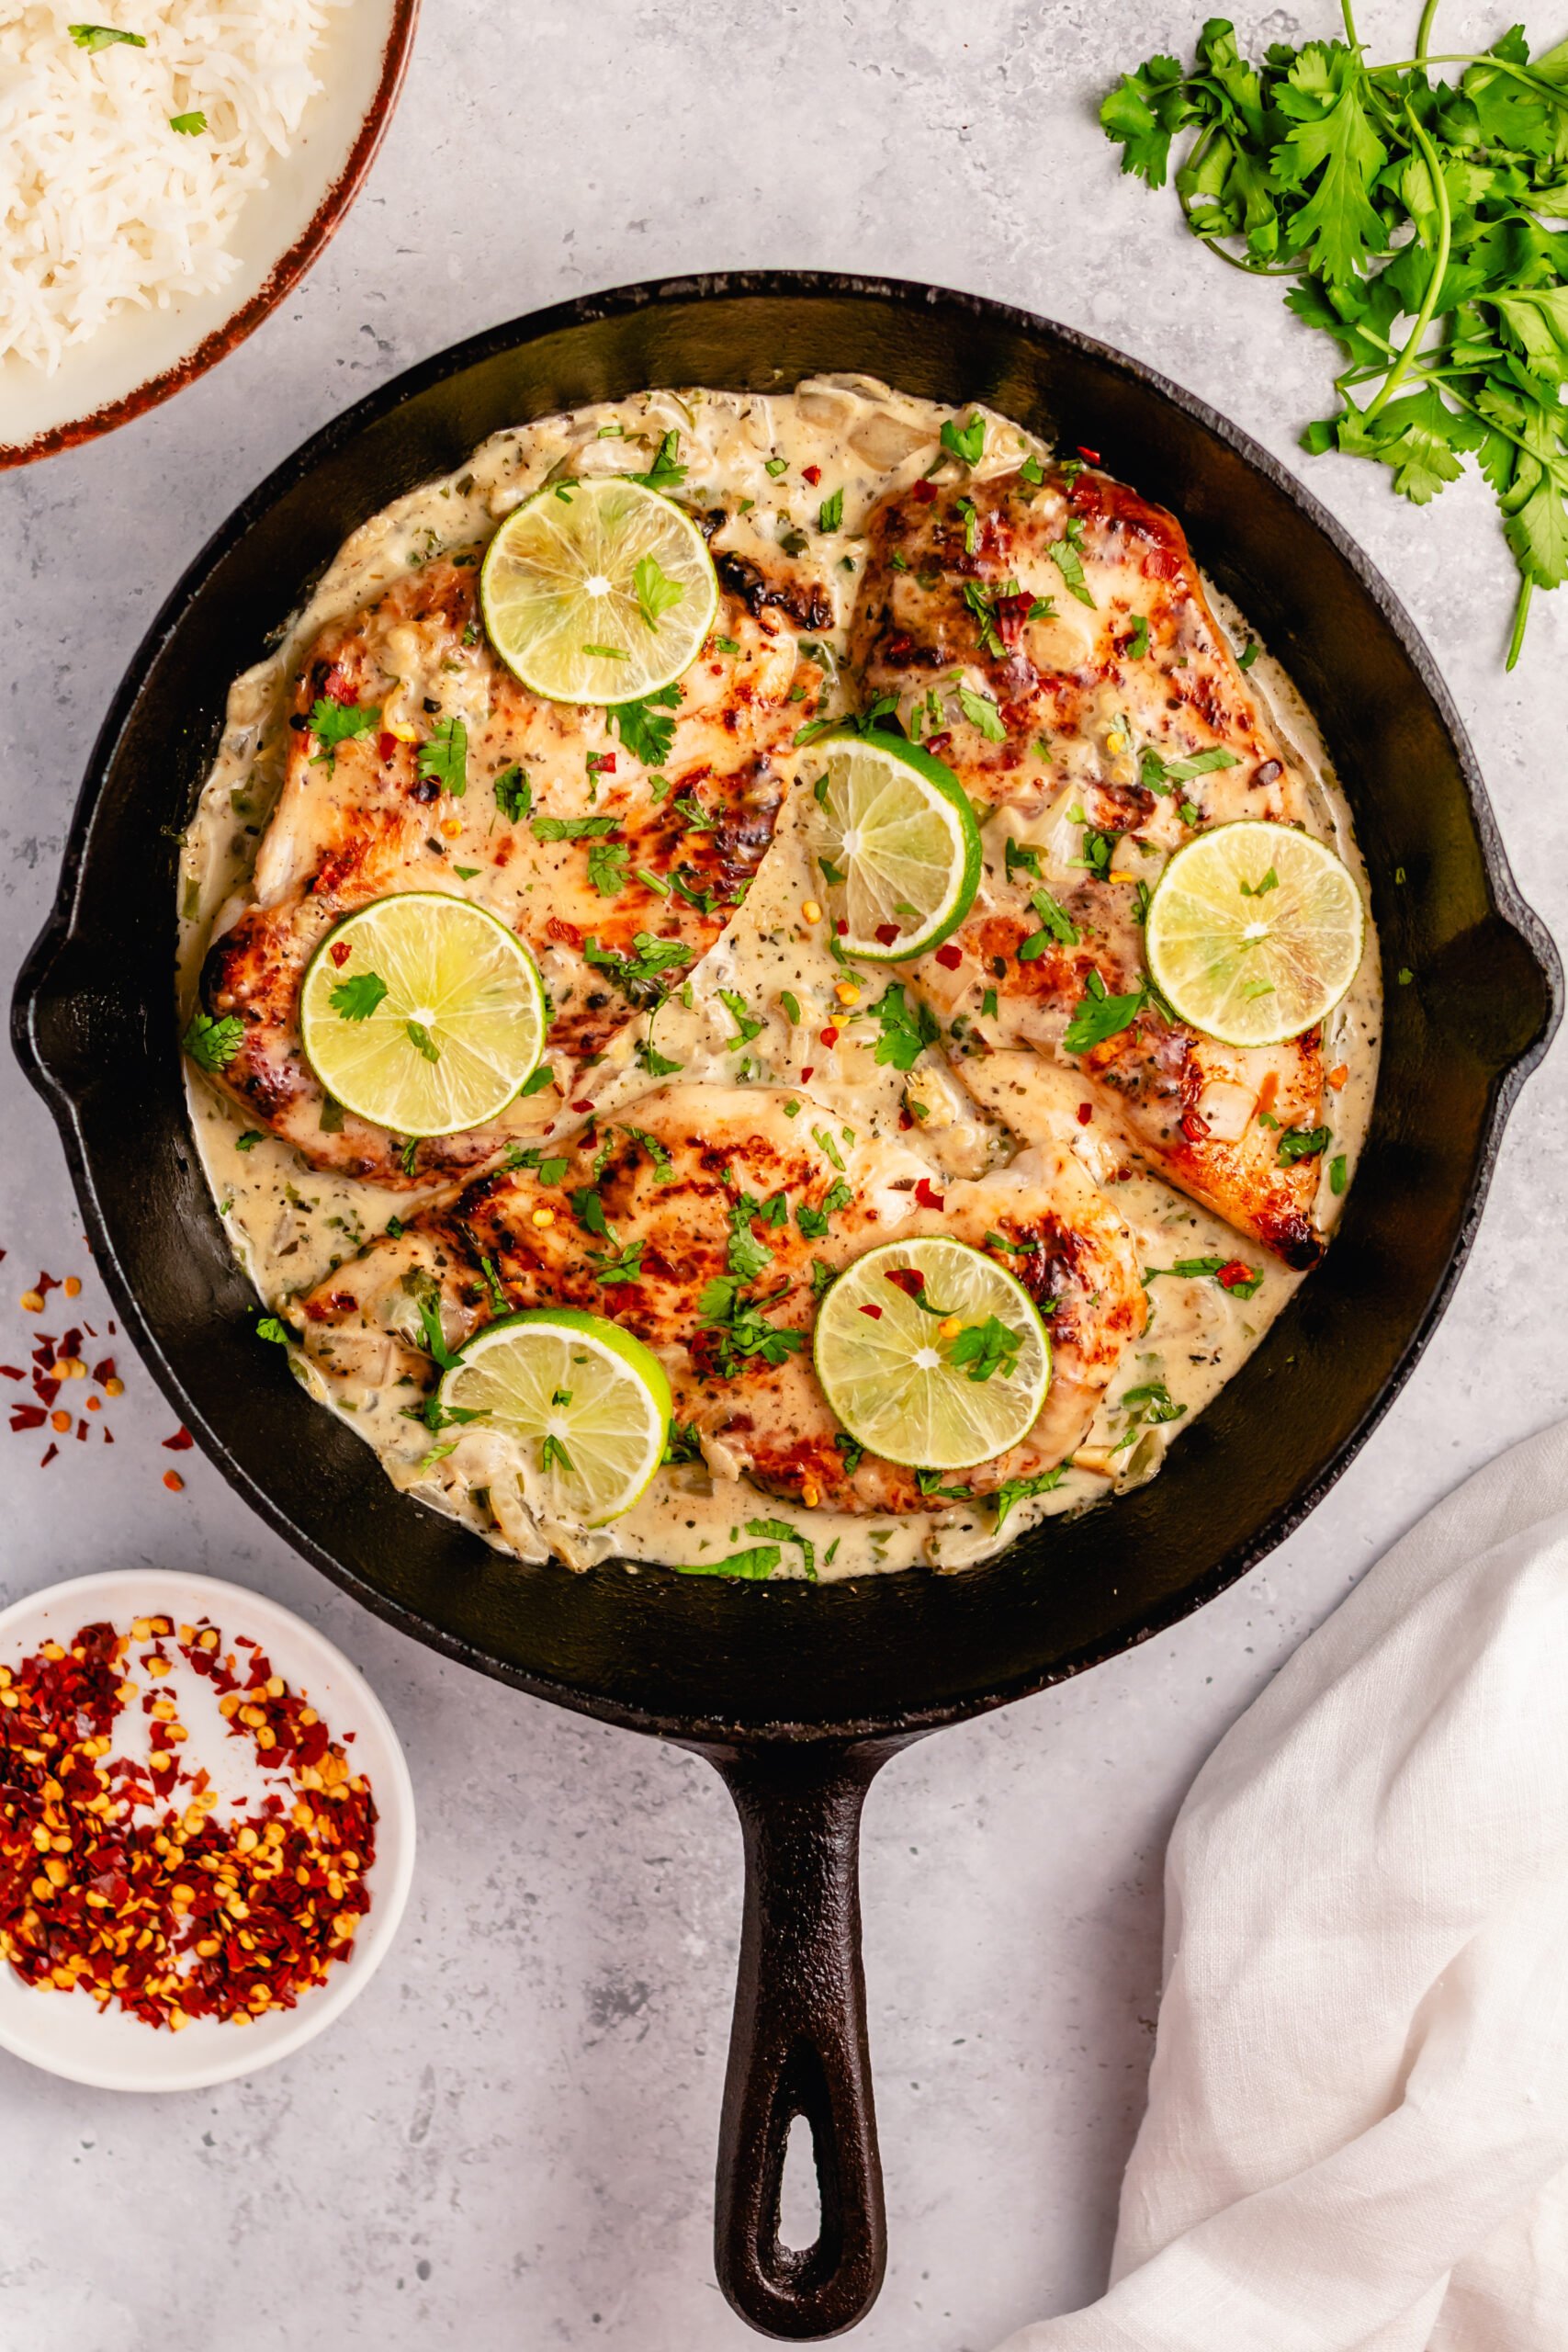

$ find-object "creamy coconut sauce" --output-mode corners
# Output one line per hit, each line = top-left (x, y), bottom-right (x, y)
(175, 378), (1381, 1581)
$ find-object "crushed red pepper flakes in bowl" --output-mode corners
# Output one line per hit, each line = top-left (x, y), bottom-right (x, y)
(0, 1614), (378, 2031)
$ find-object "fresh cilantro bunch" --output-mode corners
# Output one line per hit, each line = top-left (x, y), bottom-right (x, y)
(1102, 6), (1568, 664)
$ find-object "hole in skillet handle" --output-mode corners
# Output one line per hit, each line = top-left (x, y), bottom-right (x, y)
(704, 1739), (908, 2339)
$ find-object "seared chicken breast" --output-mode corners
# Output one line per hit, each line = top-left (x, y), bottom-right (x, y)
(298, 1083), (1146, 1517)
(846, 462), (1332, 1267)
(198, 555), (818, 1184)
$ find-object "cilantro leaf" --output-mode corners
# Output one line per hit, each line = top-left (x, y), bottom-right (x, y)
(993, 1463), (1068, 1531)
(183, 1011), (244, 1072)
(69, 21), (146, 47)
(628, 430), (687, 491)
(609, 681), (682, 768)
(493, 764), (531, 823)
(1063, 967), (1146, 1054)
(870, 983), (939, 1071)
(956, 681), (1006, 741)
(532, 813), (620, 842)
(309, 698), (379, 763)
(329, 970), (388, 1022)
(1277, 1123), (1332, 1164)
(941, 413), (987, 465)
(674, 1545), (780, 1579)
(587, 838), (630, 897)
(1018, 887), (1080, 958)
(634, 553), (686, 632)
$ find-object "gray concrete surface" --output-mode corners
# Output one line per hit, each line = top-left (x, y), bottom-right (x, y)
(1, 4), (1564, 2345)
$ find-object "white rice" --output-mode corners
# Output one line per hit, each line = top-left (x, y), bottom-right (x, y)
(0, 0), (342, 374)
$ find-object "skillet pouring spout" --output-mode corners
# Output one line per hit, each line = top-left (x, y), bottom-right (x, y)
(9, 275), (1562, 2339)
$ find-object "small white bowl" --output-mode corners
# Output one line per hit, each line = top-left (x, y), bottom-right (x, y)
(0, 0), (420, 468)
(0, 1568), (414, 2091)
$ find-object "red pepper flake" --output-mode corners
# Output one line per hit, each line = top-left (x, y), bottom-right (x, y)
(802, 464), (821, 486)
(911, 480), (938, 504)
(1145, 549), (1182, 582)
(570, 1099), (594, 1114)
(0, 1613), (378, 2031)
(377, 732), (398, 763)
(1077, 1102), (1093, 1126)
(0, 1365), (22, 1382)
(874, 922), (901, 946)
(913, 1179), (946, 1212)
(819, 1025), (840, 1048)
(162, 1429), (194, 1452)
(799, 1067), (815, 1083)
(92, 1358), (115, 1385)
(1179, 1109), (1212, 1144)
(1077, 445), (1100, 464)
(595, 753), (616, 775)
(1217, 1261), (1258, 1292)
(75, 1421), (87, 1442)
(885, 1266), (926, 1297)
(329, 941), (352, 967)
(9, 1407), (45, 1432)
(924, 731), (953, 753)
(886, 632), (913, 662)
(835, 919), (848, 937)
(39, 1443), (57, 1467)
(858, 1302), (885, 1320)
(933, 944), (963, 971)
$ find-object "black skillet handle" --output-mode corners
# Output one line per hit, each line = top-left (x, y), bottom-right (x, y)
(709, 1742), (890, 2339)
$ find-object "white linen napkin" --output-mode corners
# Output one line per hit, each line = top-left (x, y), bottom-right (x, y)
(999, 1419), (1568, 2352)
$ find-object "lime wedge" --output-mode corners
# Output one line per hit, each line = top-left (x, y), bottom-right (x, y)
(813, 1237), (1051, 1470)
(299, 892), (546, 1136)
(802, 729), (982, 960)
(1144, 820), (1365, 1048)
(438, 1308), (671, 1525)
(479, 477), (718, 705)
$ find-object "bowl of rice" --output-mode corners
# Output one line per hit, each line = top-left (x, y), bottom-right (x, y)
(0, 0), (420, 467)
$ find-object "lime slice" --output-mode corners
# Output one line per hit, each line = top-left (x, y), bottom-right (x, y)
(813, 1237), (1051, 1471)
(438, 1308), (671, 1525)
(299, 892), (546, 1136)
(479, 476), (718, 705)
(802, 729), (982, 961)
(1144, 820), (1365, 1048)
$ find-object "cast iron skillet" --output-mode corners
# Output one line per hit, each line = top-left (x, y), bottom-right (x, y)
(14, 274), (1560, 2338)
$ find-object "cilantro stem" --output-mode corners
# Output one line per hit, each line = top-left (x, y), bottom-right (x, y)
(1507, 574), (1534, 673)
(1415, 0), (1439, 62)
(1362, 107), (1450, 424)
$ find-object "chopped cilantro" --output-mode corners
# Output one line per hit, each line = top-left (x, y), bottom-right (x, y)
(493, 764), (531, 823)
(587, 838), (630, 897)
(608, 681), (682, 768)
(417, 717), (468, 797)
(309, 698), (379, 764)
(1063, 967), (1146, 1053)
(183, 1011), (244, 1072)
(634, 553), (686, 633)
(941, 413), (987, 465)
(329, 970), (388, 1022)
